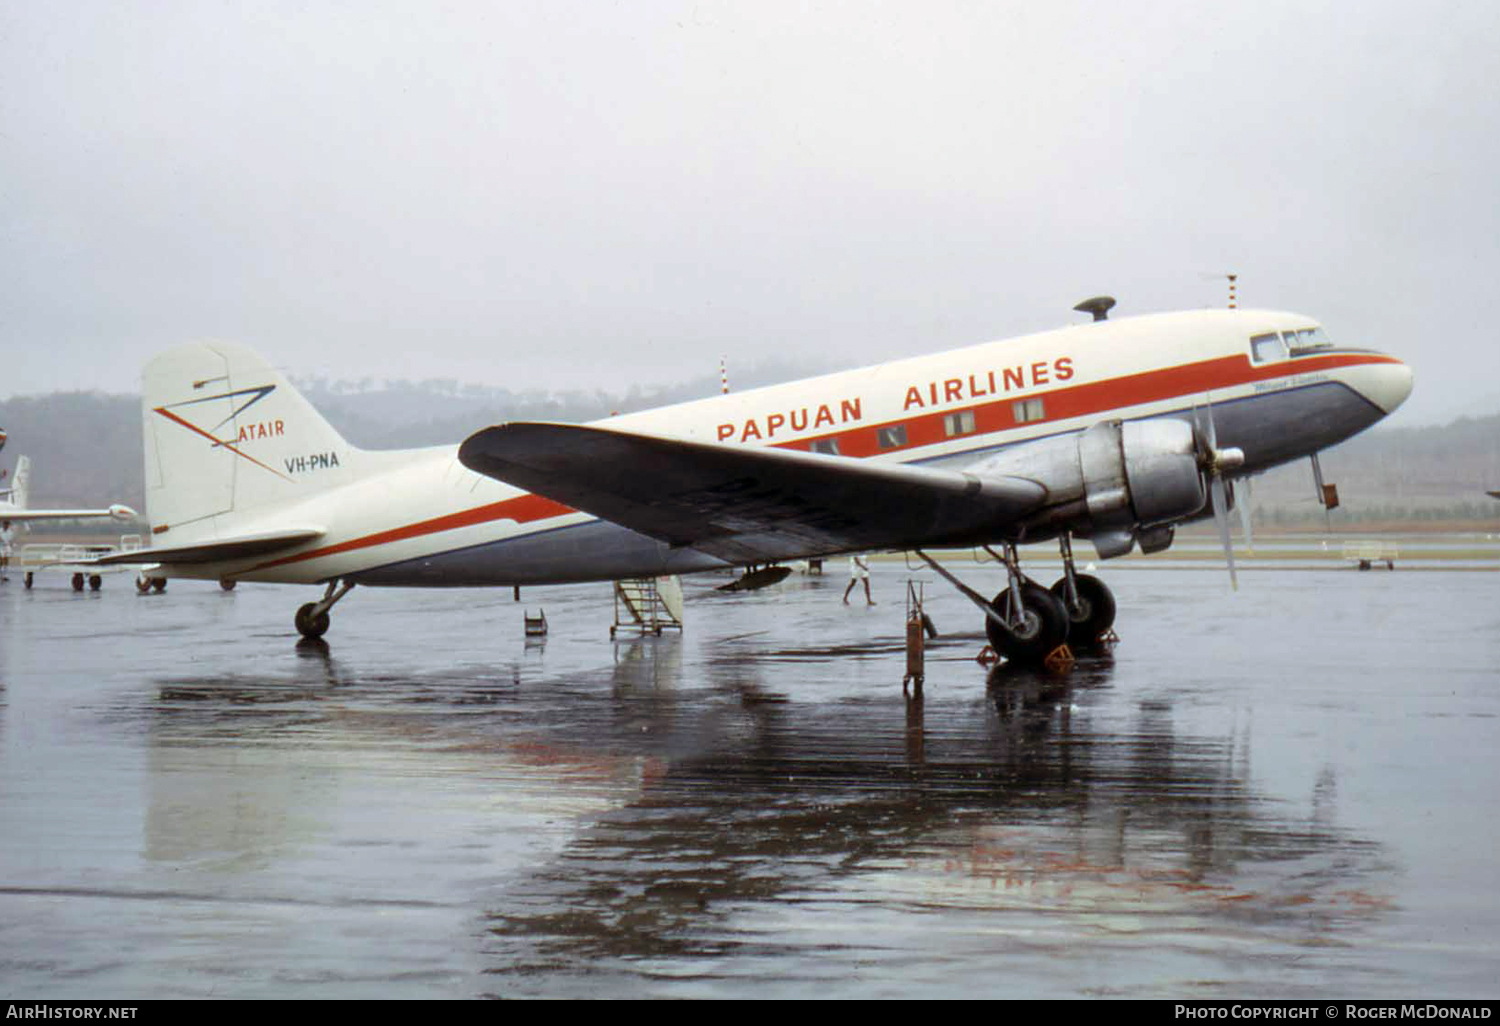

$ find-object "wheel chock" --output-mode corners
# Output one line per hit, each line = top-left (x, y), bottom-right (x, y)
(1043, 643), (1075, 675)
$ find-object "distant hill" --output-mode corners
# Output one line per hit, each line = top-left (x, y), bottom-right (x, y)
(0, 392), (144, 512)
(288, 357), (816, 450)
(1238, 412), (1500, 527)
(2, 380), (1495, 530)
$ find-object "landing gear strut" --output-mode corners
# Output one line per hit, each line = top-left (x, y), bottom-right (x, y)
(1050, 533), (1116, 649)
(295, 579), (355, 639)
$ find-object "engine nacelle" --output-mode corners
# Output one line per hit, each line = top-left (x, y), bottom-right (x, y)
(970, 419), (1207, 555)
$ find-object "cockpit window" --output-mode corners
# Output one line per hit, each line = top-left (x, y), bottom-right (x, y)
(1284, 327), (1333, 354)
(1250, 332), (1287, 363)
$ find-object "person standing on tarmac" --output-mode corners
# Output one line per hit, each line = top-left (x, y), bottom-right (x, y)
(0, 520), (13, 582)
(843, 553), (874, 605)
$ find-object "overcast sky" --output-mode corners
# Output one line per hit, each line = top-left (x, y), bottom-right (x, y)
(3, 1), (1496, 424)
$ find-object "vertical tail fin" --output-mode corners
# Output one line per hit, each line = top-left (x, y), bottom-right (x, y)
(142, 342), (358, 537)
(10, 456), (29, 510)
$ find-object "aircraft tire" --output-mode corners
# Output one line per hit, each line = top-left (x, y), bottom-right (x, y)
(88, 575), (102, 591)
(151, 577), (167, 593)
(24, 572), (34, 589)
(219, 579), (236, 591)
(295, 602), (331, 640)
(1050, 574), (1116, 647)
(136, 575), (152, 594)
(985, 584), (1069, 665)
(71, 573), (84, 592)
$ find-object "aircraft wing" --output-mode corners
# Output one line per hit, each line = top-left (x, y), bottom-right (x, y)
(88, 527), (326, 565)
(458, 423), (1047, 564)
(1, 505), (136, 522)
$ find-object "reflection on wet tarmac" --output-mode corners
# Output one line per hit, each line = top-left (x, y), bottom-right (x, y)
(474, 648), (1394, 997)
(1, 563), (1496, 997)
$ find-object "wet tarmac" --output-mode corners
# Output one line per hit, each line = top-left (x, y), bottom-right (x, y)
(1, 552), (1497, 998)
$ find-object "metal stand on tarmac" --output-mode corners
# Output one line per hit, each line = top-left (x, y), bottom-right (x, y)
(904, 580), (927, 695)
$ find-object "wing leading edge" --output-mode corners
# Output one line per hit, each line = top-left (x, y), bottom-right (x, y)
(458, 422), (1047, 564)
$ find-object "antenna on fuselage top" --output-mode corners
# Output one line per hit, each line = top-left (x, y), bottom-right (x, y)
(1201, 272), (1238, 308)
(1073, 296), (1116, 322)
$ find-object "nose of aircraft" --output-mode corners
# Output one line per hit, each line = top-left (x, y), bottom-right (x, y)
(1367, 358), (1414, 414)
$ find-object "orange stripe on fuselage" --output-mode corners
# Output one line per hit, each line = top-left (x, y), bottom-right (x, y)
(252, 492), (574, 571)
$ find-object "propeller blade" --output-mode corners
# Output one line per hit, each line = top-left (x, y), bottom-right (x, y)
(1211, 475), (1238, 590)
(1238, 477), (1254, 552)
(1195, 397), (1241, 588)
(1192, 402), (1218, 458)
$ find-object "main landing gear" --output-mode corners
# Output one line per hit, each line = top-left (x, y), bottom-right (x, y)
(295, 579), (355, 640)
(915, 532), (1117, 667)
(135, 573), (167, 594)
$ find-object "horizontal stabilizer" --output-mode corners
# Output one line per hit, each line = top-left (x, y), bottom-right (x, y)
(458, 423), (1047, 563)
(90, 527), (325, 565)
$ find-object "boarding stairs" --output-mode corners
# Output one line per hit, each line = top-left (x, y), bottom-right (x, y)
(611, 575), (684, 637)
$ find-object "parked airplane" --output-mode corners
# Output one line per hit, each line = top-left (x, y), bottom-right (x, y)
(94, 298), (1412, 662)
(1, 454), (137, 585)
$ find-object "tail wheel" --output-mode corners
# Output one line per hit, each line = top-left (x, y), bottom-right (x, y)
(985, 583), (1069, 665)
(295, 602), (331, 639)
(1050, 573), (1116, 647)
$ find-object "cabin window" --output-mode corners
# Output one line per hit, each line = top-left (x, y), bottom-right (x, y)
(943, 410), (976, 437)
(1284, 327), (1333, 354)
(810, 438), (841, 455)
(1251, 332), (1287, 363)
(1012, 398), (1045, 424)
(876, 425), (908, 449)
